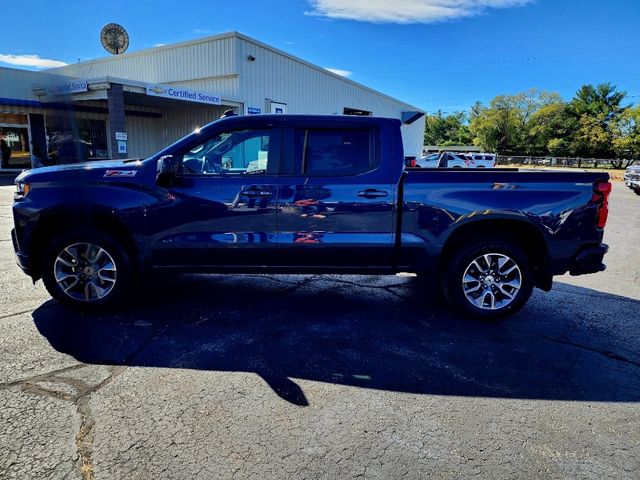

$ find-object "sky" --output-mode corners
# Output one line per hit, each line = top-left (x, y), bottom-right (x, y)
(2, 0), (639, 114)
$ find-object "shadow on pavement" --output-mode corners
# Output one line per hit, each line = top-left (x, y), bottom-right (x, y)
(32, 274), (640, 406)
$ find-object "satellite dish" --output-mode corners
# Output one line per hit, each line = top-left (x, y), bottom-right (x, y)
(100, 23), (129, 55)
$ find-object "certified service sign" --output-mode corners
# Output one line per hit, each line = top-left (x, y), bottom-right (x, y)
(146, 84), (222, 106)
(47, 79), (89, 95)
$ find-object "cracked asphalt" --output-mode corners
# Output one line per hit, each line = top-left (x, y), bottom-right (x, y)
(1, 178), (639, 479)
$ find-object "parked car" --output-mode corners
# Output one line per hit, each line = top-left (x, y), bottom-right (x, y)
(416, 152), (496, 169)
(469, 153), (497, 168)
(12, 115), (611, 319)
(624, 164), (640, 195)
(415, 153), (440, 168)
(438, 152), (472, 168)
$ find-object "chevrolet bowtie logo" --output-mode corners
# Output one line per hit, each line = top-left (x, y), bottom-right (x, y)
(150, 86), (167, 94)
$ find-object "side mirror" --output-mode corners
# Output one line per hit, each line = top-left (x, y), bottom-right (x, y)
(156, 155), (177, 187)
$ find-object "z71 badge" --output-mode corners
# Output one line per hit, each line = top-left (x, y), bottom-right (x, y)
(104, 170), (137, 177)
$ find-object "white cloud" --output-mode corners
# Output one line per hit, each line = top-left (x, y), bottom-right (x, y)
(325, 67), (353, 77)
(0, 54), (68, 68)
(154, 43), (167, 47)
(306, 0), (531, 24)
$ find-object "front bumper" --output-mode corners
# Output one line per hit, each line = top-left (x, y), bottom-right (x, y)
(569, 243), (608, 276)
(11, 228), (32, 276)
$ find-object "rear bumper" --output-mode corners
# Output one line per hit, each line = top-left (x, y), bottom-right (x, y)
(11, 228), (33, 277)
(569, 243), (608, 276)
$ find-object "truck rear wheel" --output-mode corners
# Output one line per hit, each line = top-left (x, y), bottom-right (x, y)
(442, 238), (534, 320)
(42, 229), (132, 310)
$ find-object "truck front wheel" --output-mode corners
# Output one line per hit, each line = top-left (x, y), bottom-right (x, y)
(442, 238), (534, 320)
(42, 229), (132, 310)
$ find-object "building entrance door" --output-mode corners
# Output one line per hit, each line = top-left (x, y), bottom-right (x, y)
(270, 101), (287, 114)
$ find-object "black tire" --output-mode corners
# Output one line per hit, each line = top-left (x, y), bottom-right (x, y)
(634, 188), (640, 196)
(42, 229), (133, 310)
(441, 237), (534, 320)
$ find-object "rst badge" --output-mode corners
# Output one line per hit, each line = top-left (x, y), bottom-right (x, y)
(104, 170), (137, 177)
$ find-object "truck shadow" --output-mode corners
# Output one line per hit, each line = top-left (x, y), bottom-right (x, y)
(32, 274), (640, 406)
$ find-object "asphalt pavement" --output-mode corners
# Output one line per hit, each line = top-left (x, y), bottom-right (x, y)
(0, 178), (639, 479)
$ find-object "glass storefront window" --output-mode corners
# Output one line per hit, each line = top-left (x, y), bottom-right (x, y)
(46, 118), (108, 164)
(0, 124), (31, 169)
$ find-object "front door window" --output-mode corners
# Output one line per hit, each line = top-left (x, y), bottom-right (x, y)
(181, 129), (273, 176)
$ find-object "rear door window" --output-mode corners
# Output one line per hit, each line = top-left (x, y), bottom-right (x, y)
(295, 128), (375, 176)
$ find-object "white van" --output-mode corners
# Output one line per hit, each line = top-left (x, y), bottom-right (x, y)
(469, 153), (497, 168)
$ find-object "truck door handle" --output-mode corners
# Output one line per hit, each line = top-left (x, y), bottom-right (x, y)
(240, 188), (272, 197)
(357, 189), (388, 199)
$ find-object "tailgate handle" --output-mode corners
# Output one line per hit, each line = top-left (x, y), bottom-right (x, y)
(357, 189), (388, 199)
(241, 188), (272, 197)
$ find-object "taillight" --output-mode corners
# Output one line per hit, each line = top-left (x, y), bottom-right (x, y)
(593, 181), (611, 229)
(405, 157), (417, 168)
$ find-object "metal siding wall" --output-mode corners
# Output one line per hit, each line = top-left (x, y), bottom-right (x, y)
(125, 104), (227, 158)
(0, 67), (43, 102)
(124, 115), (163, 159)
(401, 118), (427, 157)
(55, 37), (238, 98)
(237, 38), (424, 156)
(162, 104), (227, 142)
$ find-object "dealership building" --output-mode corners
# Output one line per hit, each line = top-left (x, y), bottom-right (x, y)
(0, 31), (425, 170)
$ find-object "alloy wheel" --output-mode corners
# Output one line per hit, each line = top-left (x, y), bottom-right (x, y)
(461, 253), (522, 310)
(53, 242), (117, 302)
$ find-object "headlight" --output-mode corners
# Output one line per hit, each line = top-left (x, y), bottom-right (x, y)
(15, 182), (30, 199)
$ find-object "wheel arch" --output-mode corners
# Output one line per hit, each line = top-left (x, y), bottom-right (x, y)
(29, 205), (139, 280)
(439, 218), (552, 291)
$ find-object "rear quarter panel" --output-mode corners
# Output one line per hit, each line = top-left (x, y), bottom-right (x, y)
(402, 169), (609, 273)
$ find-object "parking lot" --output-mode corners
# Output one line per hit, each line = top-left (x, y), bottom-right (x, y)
(0, 177), (639, 479)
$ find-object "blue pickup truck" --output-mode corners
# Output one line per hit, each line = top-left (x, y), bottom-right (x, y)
(11, 115), (611, 319)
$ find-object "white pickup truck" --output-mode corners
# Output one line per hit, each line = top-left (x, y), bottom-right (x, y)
(416, 151), (496, 169)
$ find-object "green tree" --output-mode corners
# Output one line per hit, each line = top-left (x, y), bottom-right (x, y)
(469, 101), (485, 122)
(423, 111), (472, 146)
(469, 96), (518, 154)
(524, 97), (567, 155)
(567, 83), (627, 120)
(470, 89), (561, 155)
(612, 105), (640, 167)
(547, 138), (570, 157)
(566, 83), (627, 158)
(460, 83), (634, 160)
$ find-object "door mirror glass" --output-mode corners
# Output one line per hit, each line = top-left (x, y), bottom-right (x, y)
(156, 155), (177, 186)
